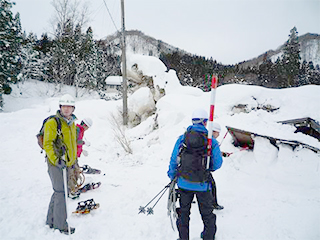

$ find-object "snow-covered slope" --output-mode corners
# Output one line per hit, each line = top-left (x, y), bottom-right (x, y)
(300, 35), (320, 66)
(243, 33), (320, 68)
(104, 30), (187, 58)
(271, 34), (320, 66)
(0, 54), (319, 240)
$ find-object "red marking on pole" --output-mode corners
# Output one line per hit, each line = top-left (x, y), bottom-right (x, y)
(209, 105), (215, 121)
(207, 138), (212, 156)
(211, 75), (217, 89)
(206, 75), (218, 169)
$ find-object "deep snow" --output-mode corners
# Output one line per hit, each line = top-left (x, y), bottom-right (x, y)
(0, 54), (320, 240)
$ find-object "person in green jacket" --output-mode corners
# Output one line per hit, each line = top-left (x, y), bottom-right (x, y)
(43, 94), (77, 235)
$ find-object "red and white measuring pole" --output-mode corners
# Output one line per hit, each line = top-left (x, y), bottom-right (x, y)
(206, 75), (218, 169)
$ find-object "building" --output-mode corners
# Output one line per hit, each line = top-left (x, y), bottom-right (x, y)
(105, 76), (122, 92)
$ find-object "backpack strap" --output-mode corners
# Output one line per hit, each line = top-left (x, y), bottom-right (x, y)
(176, 132), (188, 165)
(54, 116), (62, 137)
(53, 116), (68, 160)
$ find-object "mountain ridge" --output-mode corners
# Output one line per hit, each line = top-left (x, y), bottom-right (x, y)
(102, 30), (320, 67)
(102, 30), (189, 58)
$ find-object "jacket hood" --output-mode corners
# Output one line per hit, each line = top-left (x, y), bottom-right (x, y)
(187, 123), (208, 134)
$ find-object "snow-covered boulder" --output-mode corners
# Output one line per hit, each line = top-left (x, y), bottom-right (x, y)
(128, 87), (156, 126)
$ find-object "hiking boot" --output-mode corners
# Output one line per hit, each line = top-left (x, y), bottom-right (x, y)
(46, 223), (53, 229)
(200, 231), (215, 240)
(59, 227), (75, 235)
(213, 204), (224, 210)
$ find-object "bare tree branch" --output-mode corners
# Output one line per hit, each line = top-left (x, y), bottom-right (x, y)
(109, 110), (133, 154)
(50, 0), (90, 38)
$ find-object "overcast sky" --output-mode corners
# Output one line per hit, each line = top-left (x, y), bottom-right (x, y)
(12, 0), (320, 65)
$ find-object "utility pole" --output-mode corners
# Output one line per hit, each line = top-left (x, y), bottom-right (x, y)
(121, 0), (128, 125)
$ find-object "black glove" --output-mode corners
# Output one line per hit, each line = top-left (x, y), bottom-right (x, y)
(57, 159), (66, 169)
(222, 152), (231, 157)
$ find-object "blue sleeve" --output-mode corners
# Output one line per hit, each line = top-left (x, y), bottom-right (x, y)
(210, 139), (223, 171)
(167, 135), (184, 180)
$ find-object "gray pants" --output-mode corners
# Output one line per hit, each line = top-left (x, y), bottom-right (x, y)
(46, 161), (68, 230)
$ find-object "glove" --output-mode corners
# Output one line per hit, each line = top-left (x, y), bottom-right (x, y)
(57, 159), (66, 169)
(82, 150), (88, 157)
(84, 141), (91, 147)
(222, 152), (231, 157)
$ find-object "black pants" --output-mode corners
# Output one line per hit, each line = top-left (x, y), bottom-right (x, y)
(176, 189), (216, 240)
(211, 177), (218, 206)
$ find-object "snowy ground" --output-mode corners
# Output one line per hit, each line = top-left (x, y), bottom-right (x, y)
(0, 54), (320, 240)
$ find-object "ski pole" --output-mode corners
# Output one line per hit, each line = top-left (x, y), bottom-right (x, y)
(62, 167), (71, 235)
(138, 181), (172, 214)
(146, 186), (169, 215)
(207, 75), (218, 169)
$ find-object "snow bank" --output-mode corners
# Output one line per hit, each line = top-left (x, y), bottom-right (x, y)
(1, 54), (320, 240)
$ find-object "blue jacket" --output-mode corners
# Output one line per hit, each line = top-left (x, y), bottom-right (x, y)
(167, 123), (223, 191)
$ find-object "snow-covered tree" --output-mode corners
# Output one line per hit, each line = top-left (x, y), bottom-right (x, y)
(77, 27), (98, 90)
(282, 27), (301, 86)
(0, 0), (23, 108)
(36, 34), (53, 82)
(36, 33), (53, 55)
(20, 33), (45, 81)
(50, 19), (77, 85)
(49, 0), (90, 87)
(96, 44), (121, 92)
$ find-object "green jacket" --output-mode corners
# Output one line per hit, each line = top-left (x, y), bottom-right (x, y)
(43, 110), (77, 167)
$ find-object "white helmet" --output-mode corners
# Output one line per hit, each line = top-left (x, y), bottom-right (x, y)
(192, 108), (208, 120)
(82, 118), (93, 128)
(192, 108), (208, 124)
(59, 94), (75, 107)
(212, 122), (221, 133)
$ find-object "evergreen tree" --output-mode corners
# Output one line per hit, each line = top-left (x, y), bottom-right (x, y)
(298, 60), (311, 85)
(275, 57), (287, 87)
(72, 23), (84, 92)
(37, 34), (53, 82)
(282, 27), (301, 86)
(77, 27), (98, 90)
(35, 33), (53, 55)
(0, 0), (23, 108)
(47, 0), (91, 88)
(20, 32), (45, 81)
(96, 40), (121, 92)
(50, 19), (77, 86)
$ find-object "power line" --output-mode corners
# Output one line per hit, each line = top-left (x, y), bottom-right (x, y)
(102, 0), (119, 33)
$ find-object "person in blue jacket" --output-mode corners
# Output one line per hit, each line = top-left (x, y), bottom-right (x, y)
(168, 108), (223, 240)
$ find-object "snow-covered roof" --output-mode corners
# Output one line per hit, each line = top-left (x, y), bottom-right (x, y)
(105, 76), (122, 85)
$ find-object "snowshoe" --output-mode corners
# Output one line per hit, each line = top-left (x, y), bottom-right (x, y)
(81, 165), (101, 174)
(73, 199), (100, 214)
(68, 191), (80, 199)
(78, 182), (101, 193)
(167, 179), (178, 230)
